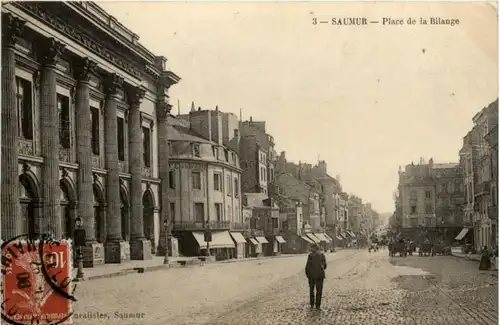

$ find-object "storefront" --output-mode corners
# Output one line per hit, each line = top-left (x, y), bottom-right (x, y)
(230, 232), (247, 259)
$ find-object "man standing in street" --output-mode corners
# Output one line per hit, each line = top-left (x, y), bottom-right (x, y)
(305, 243), (327, 309)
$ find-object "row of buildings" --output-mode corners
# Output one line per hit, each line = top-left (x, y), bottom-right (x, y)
(391, 99), (498, 252)
(1, 2), (380, 266)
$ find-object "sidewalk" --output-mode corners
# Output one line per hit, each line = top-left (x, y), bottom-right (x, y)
(72, 253), (306, 282)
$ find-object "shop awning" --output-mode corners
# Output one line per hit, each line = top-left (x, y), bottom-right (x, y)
(255, 236), (269, 244)
(248, 238), (259, 245)
(306, 233), (321, 243)
(230, 232), (247, 244)
(301, 236), (314, 244)
(314, 233), (331, 242)
(336, 235), (343, 240)
(348, 231), (356, 237)
(275, 236), (286, 244)
(455, 228), (469, 241)
(324, 233), (333, 242)
(192, 231), (235, 249)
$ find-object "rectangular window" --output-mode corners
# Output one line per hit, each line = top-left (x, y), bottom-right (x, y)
(425, 203), (432, 214)
(192, 171), (201, 189)
(411, 206), (417, 214)
(425, 191), (431, 199)
(234, 178), (239, 197)
(214, 173), (222, 191)
(142, 126), (151, 167)
(16, 77), (33, 139)
(250, 218), (257, 229)
(215, 203), (223, 221)
(91, 107), (100, 155)
(169, 170), (175, 189)
(194, 203), (204, 222)
(224, 149), (229, 161)
(117, 117), (125, 161)
(226, 175), (232, 196)
(57, 94), (70, 148)
(272, 218), (278, 229)
(169, 202), (175, 223)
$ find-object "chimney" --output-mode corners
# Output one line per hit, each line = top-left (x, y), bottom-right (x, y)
(190, 101), (195, 112)
(336, 174), (341, 183)
(249, 116), (253, 123)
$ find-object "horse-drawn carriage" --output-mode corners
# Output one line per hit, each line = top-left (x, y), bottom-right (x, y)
(389, 241), (407, 257)
(433, 243), (451, 256)
(418, 243), (434, 256)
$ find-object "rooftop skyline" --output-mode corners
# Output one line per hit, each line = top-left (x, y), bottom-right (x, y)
(99, 1), (498, 212)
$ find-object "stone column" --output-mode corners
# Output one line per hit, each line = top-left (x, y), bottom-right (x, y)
(156, 99), (173, 256)
(128, 86), (152, 260)
(39, 38), (66, 239)
(103, 74), (127, 263)
(1, 13), (25, 240)
(74, 58), (104, 267)
(74, 57), (97, 241)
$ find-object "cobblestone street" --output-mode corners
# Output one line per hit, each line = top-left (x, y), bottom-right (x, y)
(72, 249), (497, 325)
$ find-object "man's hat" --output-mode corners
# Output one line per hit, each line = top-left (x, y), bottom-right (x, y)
(310, 243), (319, 249)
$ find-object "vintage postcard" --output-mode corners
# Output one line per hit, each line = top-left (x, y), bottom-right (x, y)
(1, 1), (498, 325)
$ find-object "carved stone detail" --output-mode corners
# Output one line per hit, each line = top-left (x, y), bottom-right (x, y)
(17, 138), (34, 156)
(92, 172), (99, 183)
(156, 101), (172, 121)
(118, 161), (125, 173)
(128, 86), (146, 107)
(92, 155), (100, 168)
(119, 178), (125, 187)
(104, 73), (124, 97)
(59, 147), (71, 162)
(2, 13), (26, 48)
(61, 168), (69, 178)
(74, 57), (97, 83)
(32, 70), (40, 89)
(38, 37), (66, 67)
(142, 167), (151, 178)
(22, 161), (31, 174)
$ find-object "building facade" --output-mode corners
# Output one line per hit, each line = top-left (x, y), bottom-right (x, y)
(169, 109), (244, 259)
(239, 117), (276, 196)
(471, 100), (498, 251)
(1, 2), (180, 266)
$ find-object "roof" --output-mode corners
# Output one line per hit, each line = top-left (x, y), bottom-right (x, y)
(433, 163), (459, 169)
(166, 116), (215, 144)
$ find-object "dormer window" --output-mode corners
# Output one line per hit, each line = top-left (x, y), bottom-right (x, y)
(224, 149), (229, 162)
(193, 143), (200, 157)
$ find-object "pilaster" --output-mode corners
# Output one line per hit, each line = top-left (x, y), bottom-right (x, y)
(1, 13), (25, 240)
(103, 73), (128, 263)
(39, 37), (66, 239)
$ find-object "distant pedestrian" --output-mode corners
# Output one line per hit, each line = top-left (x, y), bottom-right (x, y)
(305, 243), (327, 309)
(479, 246), (492, 270)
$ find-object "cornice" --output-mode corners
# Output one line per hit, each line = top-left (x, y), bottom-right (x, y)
(13, 2), (161, 81)
(169, 158), (242, 173)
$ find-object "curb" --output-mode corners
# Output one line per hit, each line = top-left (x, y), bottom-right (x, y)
(74, 254), (305, 282)
(451, 252), (481, 262)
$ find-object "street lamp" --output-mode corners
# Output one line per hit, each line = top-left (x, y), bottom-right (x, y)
(73, 217), (85, 280)
(204, 219), (212, 256)
(163, 219), (169, 264)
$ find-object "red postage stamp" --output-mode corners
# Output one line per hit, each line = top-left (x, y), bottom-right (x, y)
(2, 239), (73, 324)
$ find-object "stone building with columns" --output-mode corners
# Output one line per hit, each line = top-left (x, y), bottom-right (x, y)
(1, 2), (180, 266)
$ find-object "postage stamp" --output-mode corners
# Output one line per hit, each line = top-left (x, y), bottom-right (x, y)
(2, 237), (73, 325)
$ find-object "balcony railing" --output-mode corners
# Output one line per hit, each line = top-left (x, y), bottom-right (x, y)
(250, 229), (264, 237)
(92, 155), (101, 168)
(172, 220), (230, 231)
(59, 147), (71, 162)
(230, 222), (250, 231)
(18, 138), (34, 156)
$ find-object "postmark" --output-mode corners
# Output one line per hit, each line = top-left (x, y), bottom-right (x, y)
(1, 234), (76, 325)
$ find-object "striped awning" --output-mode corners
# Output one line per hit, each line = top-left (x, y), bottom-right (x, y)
(347, 231), (356, 237)
(229, 232), (247, 244)
(301, 236), (314, 244)
(192, 231), (235, 249)
(336, 235), (343, 240)
(248, 238), (259, 245)
(314, 233), (331, 242)
(324, 233), (333, 242)
(306, 233), (321, 243)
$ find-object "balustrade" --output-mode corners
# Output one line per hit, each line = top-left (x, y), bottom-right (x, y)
(17, 138), (34, 156)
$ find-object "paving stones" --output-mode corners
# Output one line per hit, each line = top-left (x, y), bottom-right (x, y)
(71, 249), (497, 325)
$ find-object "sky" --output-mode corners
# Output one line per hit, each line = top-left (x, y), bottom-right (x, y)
(98, 1), (498, 213)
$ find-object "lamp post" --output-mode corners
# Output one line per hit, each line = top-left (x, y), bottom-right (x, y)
(163, 219), (169, 264)
(204, 220), (212, 256)
(73, 217), (85, 280)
